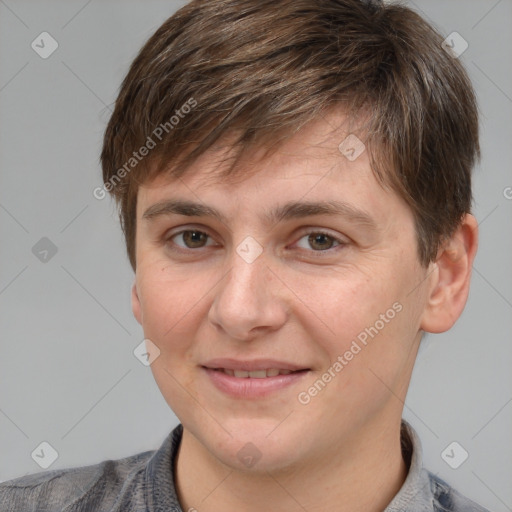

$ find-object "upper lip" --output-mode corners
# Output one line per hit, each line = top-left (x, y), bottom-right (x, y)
(202, 358), (309, 372)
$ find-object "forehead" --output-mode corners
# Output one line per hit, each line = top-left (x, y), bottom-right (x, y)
(135, 109), (401, 224)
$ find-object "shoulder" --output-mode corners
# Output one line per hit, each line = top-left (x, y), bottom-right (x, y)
(0, 448), (155, 511)
(427, 470), (492, 512)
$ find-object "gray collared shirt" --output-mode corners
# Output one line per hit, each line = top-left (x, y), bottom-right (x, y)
(0, 421), (491, 511)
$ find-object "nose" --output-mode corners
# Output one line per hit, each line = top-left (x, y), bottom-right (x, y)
(208, 248), (288, 341)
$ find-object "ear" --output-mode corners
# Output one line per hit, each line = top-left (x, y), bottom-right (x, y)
(131, 279), (142, 325)
(420, 213), (478, 333)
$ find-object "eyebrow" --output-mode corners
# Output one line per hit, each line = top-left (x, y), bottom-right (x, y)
(142, 199), (377, 230)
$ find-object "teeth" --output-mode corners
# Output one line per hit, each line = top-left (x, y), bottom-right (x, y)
(219, 368), (297, 378)
(248, 370), (267, 378)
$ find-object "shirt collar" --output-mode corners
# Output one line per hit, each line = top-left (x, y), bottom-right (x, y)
(384, 419), (434, 512)
(144, 423), (184, 512)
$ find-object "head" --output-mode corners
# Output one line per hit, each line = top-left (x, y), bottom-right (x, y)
(100, 0), (479, 472)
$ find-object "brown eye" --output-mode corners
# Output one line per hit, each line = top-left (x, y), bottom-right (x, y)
(307, 233), (336, 251)
(295, 231), (343, 252)
(172, 230), (211, 249)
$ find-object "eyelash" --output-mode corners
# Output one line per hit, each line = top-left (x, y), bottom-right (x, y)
(164, 227), (348, 257)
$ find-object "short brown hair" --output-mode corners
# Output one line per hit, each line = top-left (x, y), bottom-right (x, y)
(100, 0), (479, 271)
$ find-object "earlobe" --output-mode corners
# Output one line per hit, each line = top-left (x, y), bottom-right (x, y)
(131, 280), (142, 325)
(420, 214), (479, 333)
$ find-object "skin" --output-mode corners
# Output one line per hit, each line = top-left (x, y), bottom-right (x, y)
(131, 110), (478, 512)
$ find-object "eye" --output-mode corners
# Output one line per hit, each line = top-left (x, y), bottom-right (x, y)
(294, 231), (346, 252)
(168, 229), (216, 250)
(164, 228), (347, 255)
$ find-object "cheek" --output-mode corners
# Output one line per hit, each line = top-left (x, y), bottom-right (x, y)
(298, 265), (416, 380)
(135, 263), (211, 352)
(297, 270), (393, 343)
(136, 265), (212, 412)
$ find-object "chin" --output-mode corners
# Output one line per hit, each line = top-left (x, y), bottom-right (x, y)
(196, 416), (308, 474)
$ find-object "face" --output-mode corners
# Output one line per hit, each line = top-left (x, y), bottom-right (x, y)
(132, 111), (433, 474)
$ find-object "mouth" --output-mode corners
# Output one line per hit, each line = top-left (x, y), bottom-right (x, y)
(201, 360), (311, 398)
(205, 367), (308, 378)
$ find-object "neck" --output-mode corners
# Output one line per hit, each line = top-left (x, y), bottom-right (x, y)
(174, 418), (408, 512)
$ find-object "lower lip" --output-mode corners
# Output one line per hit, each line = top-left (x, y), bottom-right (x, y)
(203, 367), (310, 398)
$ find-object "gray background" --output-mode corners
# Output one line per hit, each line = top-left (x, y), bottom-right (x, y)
(0, 1), (510, 510)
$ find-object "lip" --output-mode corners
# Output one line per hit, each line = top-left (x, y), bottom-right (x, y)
(202, 366), (310, 399)
(202, 358), (308, 372)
